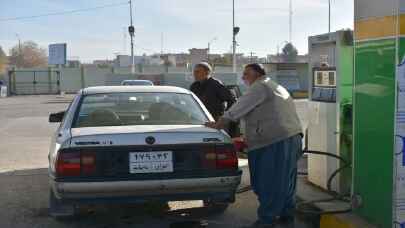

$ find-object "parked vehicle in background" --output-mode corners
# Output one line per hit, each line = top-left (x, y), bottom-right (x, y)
(121, 80), (154, 86)
(48, 86), (241, 218)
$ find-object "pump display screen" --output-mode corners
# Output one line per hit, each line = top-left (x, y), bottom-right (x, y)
(312, 68), (337, 102)
(314, 71), (336, 87)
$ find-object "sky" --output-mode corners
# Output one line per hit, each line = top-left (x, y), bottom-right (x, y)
(0, 0), (353, 62)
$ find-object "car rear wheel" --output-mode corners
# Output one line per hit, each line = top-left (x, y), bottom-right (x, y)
(203, 200), (229, 214)
(49, 189), (76, 219)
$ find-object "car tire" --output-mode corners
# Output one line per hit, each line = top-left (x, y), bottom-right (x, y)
(203, 200), (229, 214)
(49, 189), (76, 219)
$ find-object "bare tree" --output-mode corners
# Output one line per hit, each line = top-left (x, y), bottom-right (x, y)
(0, 46), (6, 73)
(281, 42), (298, 62)
(8, 41), (47, 68)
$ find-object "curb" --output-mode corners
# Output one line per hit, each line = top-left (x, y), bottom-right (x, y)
(320, 214), (377, 228)
(296, 177), (376, 228)
(321, 214), (355, 228)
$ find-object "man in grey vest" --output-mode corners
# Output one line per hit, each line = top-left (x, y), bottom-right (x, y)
(206, 63), (303, 227)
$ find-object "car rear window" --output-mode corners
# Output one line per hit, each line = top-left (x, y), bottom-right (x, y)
(72, 92), (208, 128)
(122, 81), (153, 86)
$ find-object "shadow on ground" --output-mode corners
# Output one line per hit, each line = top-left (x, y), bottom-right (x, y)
(0, 168), (173, 228)
(0, 168), (234, 228)
(0, 168), (318, 228)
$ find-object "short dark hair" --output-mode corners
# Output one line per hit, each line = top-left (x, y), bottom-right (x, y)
(245, 63), (266, 76)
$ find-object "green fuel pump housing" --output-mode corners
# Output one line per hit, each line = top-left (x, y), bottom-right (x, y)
(354, 0), (405, 227)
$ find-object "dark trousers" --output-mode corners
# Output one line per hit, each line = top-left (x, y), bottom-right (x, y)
(248, 135), (303, 224)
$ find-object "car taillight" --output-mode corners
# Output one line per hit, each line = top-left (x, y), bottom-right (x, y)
(56, 152), (81, 177)
(81, 152), (96, 175)
(216, 146), (238, 169)
(204, 145), (238, 170)
(56, 152), (96, 177)
(203, 149), (217, 169)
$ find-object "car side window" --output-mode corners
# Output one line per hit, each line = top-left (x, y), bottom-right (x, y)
(60, 94), (80, 130)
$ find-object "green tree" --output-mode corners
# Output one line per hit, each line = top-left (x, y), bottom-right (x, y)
(0, 46), (6, 73)
(281, 42), (298, 62)
(8, 41), (47, 68)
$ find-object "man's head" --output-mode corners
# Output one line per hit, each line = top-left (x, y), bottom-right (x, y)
(242, 63), (266, 86)
(193, 62), (213, 82)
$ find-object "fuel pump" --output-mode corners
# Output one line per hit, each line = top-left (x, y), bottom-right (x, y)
(307, 30), (353, 195)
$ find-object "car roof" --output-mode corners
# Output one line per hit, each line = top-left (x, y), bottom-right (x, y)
(81, 86), (192, 95)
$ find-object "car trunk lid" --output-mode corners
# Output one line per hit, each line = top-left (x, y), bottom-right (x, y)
(70, 125), (225, 147)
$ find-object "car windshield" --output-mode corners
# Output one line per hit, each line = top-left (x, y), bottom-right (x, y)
(72, 92), (208, 128)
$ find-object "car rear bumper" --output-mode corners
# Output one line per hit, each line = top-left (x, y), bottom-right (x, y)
(51, 175), (241, 201)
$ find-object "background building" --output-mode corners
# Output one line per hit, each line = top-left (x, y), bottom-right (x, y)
(189, 48), (208, 66)
(114, 55), (163, 67)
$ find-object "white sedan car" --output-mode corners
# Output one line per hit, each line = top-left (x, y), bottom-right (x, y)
(48, 86), (242, 217)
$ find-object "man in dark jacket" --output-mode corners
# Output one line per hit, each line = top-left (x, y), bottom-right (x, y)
(190, 62), (236, 121)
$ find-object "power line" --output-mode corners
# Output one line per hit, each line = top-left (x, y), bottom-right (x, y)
(0, 2), (129, 22)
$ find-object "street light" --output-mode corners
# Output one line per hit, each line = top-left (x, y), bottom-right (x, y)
(232, 0), (240, 73)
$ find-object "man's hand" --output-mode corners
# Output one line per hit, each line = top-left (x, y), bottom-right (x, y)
(205, 118), (226, 129)
(205, 121), (218, 129)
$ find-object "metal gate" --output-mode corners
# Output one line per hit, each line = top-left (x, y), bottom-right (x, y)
(8, 70), (61, 95)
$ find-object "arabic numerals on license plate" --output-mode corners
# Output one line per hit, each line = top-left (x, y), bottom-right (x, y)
(131, 152), (172, 162)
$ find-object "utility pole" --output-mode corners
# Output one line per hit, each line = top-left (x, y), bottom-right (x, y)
(128, 0), (135, 74)
(208, 37), (217, 63)
(328, 0), (331, 33)
(208, 42), (211, 63)
(277, 45), (280, 57)
(160, 32), (164, 56)
(232, 0), (236, 73)
(249, 52), (256, 63)
(289, 0), (293, 43)
(15, 33), (22, 68)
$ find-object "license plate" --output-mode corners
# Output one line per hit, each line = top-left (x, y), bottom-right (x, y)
(129, 151), (173, 174)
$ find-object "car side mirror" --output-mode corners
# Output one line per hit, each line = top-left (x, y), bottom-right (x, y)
(49, 111), (65, 123)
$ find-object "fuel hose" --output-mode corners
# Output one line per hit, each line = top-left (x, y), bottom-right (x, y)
(236, 149), (353, 215)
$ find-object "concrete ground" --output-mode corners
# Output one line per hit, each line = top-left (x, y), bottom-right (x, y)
(0, 95), (314, 228)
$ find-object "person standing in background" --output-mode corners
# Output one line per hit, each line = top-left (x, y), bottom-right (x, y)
(190, 62), (236, 121)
